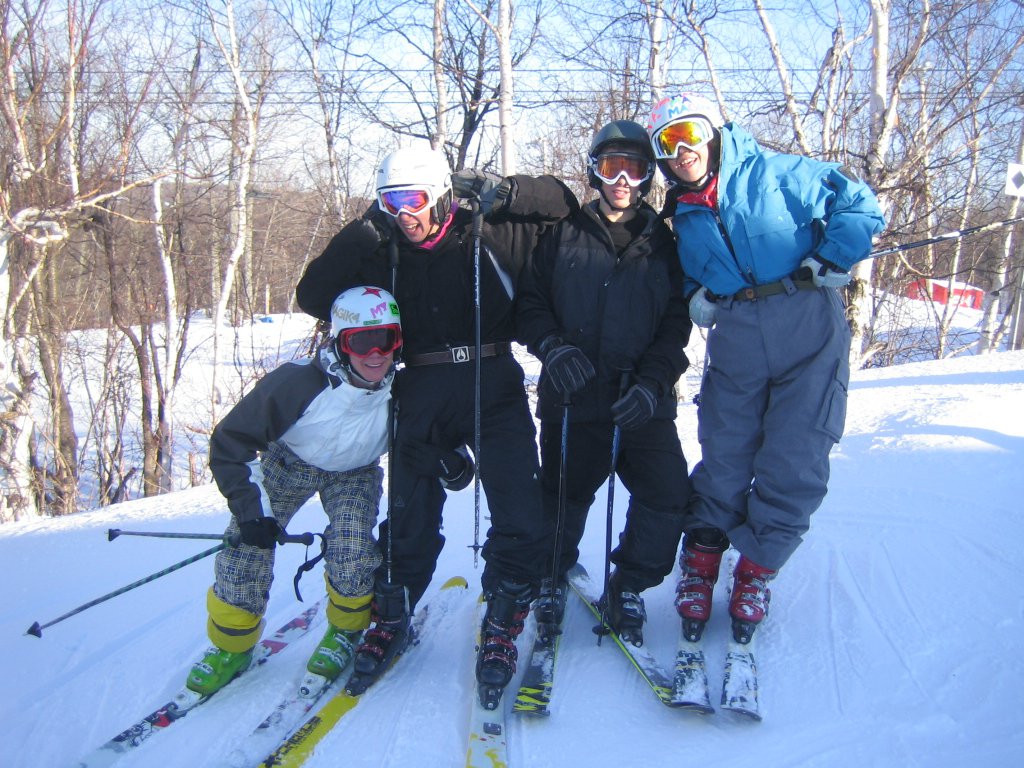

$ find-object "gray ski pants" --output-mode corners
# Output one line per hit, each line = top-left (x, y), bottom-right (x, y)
(688, 286), (850, 571)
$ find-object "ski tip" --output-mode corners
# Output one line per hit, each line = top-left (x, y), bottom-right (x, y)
(441, 576), (470, 590)
(25, 622), (42, 638)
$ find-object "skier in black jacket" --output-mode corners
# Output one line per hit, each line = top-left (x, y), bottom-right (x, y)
(517, 120), (693, 647)
(295, 147), (576, 706)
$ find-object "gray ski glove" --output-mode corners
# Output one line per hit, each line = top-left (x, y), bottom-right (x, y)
(801, 254), (851, 288)
(688, 289), (718, 328)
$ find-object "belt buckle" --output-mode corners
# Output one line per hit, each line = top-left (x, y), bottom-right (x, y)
(450, 346), (471, 363)
(741, 287), (757, 301)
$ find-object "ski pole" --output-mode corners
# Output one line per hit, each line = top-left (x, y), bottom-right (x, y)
(27, 529), (317, 637)
(108, 528), (241, 546)
(26, 542), (226, 638)
(386, 233), (400, 586)
(597, 371), (631, 643)
(107, 528), (315, 547)
(869, 214), (1024, 258)
(547, 389), (573, 638)
(469, 196), (484, 567)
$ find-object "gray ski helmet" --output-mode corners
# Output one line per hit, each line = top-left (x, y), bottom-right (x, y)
(587, 120), (656, 195)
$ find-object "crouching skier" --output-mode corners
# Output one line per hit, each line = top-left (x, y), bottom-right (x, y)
(182, 286), (471, 704)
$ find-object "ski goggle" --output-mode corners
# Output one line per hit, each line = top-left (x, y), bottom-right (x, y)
(592, 153), (653, 187)
(652, 117), (715, 159)
(338, 324), (403, 357)
(377, 186), (436, 217)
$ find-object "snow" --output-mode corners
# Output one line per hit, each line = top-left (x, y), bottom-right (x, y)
(2, 314), (1024, 767)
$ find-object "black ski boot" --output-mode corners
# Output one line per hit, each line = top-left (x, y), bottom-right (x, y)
(534, 576), (567, 644)
(604, 570), (647, 647)
(346, 580), (410, 695)
(476, 578), (532, 710)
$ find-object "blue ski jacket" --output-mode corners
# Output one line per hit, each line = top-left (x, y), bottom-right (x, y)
(671, 122), (885, 297)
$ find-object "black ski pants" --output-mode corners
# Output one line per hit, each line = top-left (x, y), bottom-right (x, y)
(538, 417), (691, 592)
(384, 354), (549, 609)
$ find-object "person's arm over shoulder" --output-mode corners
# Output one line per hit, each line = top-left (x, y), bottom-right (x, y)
(295, 207), (392, 320)
(813, 163), (886, 271)
(209, 362), (324, 523)
(499, 174), (579, 222)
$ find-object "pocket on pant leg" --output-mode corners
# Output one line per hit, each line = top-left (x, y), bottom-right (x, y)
(817, 373), (848, 442)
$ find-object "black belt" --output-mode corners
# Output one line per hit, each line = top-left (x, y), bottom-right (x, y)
(405, 342), (512, 367)
(712, 277), (817, 303)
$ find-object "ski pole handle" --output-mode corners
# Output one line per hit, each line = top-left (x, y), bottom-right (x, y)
(278, 531), (315, 547)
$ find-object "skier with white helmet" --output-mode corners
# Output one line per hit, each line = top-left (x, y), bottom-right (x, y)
(183, 286), (472, 701)
(516, 119), (693, 648)
(296, 147), (575, 706)
(648, 93), (885, 647)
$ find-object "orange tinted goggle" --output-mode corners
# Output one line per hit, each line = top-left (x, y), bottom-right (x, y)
(593, 153), (652, 186)
(378, 187), (435, 217)
(338, 325), (403, 357)
(653, 118), (715, 159)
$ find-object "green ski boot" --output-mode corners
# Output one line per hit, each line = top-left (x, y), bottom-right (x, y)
(185, 646), (253, 696)
(301, 625), (361, 695)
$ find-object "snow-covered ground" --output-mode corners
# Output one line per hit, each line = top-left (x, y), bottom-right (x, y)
(2, 312), (1023, 767)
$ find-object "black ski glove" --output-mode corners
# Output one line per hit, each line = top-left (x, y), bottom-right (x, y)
(611, 383), (658, 431)
(542, 339), (596, 396)
(452, 169), (513, 216)
(238, 517), (283, 550)
(398, 435), (474, 490)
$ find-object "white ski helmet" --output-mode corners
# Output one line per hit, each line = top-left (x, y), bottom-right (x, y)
(329, 286), (402, 361)
(647, 94), (724, 158)
(375, 147), (453, 224)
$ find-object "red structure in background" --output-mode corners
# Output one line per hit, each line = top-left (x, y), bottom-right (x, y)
(906, 279), (985, 309)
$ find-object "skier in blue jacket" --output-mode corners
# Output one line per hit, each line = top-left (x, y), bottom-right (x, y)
(647, 94), (885, 646)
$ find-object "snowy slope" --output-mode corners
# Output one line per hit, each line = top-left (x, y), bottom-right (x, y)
(2, 342), (1023, 767)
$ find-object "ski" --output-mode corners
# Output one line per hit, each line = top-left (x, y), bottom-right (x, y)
(74, 601), (323, 768)
(671, 633), (715, 713)
(718, 549), (763, 720)
(257, 576), (469, 768)
(511, 620), (560, 717)
(466, 597), (509, 768)
(565, 563), (681, 708)
(467, 694), (509, 768)
(220, 671), (339, 768)
(721, 633), (762, 720)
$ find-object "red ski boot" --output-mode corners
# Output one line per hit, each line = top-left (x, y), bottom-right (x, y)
(728, 555), (776, 644)
(675, 542), (724, 642)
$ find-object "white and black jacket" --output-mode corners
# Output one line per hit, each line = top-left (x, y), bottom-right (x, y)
(209, 351), (391, 524)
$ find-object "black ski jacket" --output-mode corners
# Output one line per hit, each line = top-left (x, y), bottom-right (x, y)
(295, 175), (577, 356)
(517, 199), (691, 423)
